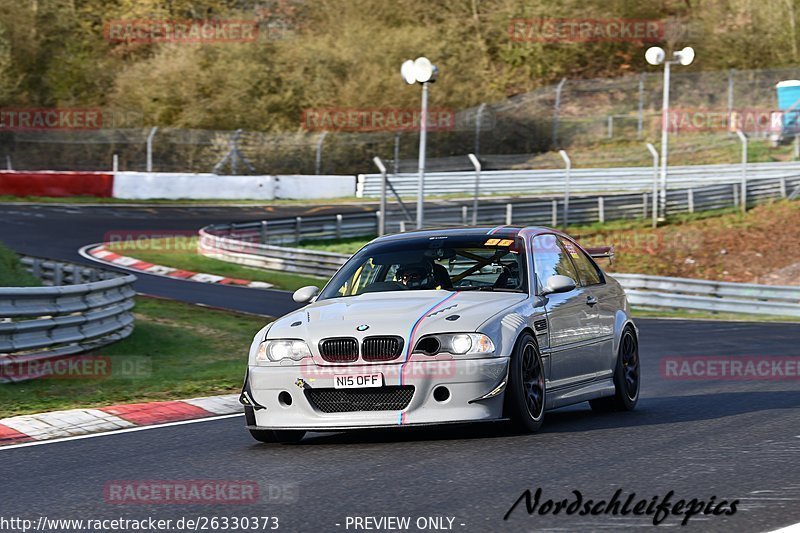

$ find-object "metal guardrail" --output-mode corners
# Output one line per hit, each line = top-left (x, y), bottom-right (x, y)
(357, 161), (800, 198)
(198, 232), (800, 317)
(198, 230), (350, 278)
(201, 177), (800, 249)
(0, 257), (137, 383)
(614, 273), (800, 317)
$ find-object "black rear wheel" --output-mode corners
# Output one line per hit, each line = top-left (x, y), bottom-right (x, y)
(590, 326), (640, 412)
(505, 333), (546, 432)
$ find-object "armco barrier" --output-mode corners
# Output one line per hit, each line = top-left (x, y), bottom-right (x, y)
(198, 230), (349, 277)
(198, 231), (800, 317)
(613, 273), (800, 317)
(200, 177), (800, 248)
(357, 161), (800, 198)
(0, 257), (137, 382)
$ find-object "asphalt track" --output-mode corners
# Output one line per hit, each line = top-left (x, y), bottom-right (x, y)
(1, 203), (799, 532)
(0, 203), (373, 317)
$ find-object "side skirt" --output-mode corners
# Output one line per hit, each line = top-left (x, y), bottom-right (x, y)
(545, 378), (616, 410)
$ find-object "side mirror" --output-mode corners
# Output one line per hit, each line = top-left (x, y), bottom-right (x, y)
(542, 275), (576, 295)
(292, 285), (320, 303)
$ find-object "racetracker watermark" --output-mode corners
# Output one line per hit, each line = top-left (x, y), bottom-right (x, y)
(104, 229), (264, 256)
(103, 19), (259, 43)
(301, 108), (456, 132)
(509, 18), (669, 42)
(665, 109), (793, 133)
(0, 355), (151, 381)
(0, 109), (103, 131)
(661, 356), (800, 381)
(504, 488), (738, 526)
(104, 230), (200, 252)
(103, 480), (298, 505)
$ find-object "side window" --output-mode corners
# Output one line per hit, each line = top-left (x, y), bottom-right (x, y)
(532, 235), (580, 291)
(559, 237), (603, 286)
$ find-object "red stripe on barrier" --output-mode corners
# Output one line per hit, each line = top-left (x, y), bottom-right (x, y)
(0, 424), (33, 444)
(0, 171), (113, 197)
(100, 401), (211, 425)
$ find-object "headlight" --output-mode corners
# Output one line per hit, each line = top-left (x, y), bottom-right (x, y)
(256, 339), (312, 362)
(414, 333), (495, 356)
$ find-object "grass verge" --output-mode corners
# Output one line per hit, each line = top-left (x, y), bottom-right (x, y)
(0, 241), (41, 287)
(104, 236), (325, 291)
(0, 296), (269, 418)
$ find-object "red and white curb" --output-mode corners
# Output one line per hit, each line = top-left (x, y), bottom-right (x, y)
(0, 394), (241, 446)
(80, 243), (273, 289)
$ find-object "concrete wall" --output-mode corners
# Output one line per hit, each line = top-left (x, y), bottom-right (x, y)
(274, 175), (355, 199)
(112, 172), (355, 200)
(112, 172), (276, 200)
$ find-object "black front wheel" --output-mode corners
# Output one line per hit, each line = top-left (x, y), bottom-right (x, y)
(505, 333), (546, 432)
(590, 326), (640, 412)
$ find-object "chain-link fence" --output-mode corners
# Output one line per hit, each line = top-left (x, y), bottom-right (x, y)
(2, 67), (799, 175)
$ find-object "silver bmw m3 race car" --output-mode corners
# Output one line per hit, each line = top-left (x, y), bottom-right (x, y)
(240, 226), (640, 443)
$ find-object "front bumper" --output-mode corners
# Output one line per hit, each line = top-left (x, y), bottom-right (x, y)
(245, 357), (509, 430)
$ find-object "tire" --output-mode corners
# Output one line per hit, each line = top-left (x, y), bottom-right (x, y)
(590, 326), (640, 412)
(244, 406), (305, 444)
(248, 429), (306, 444)
(504, 332), (546, 432)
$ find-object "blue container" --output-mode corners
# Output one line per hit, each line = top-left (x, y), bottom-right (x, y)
(776, 80), (800, 134)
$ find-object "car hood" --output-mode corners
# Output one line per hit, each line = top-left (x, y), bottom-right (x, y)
(267, 290), (526, 357)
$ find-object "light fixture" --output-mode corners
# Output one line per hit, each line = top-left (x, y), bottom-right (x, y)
(400, 57), (439, 85)
(676, 46), (695, 66)
(401, 59), (416, 85)
(645, 46), (666, 66)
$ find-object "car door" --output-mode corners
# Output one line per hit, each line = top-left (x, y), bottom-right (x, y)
(531, 235), (596, 388)
(558, 236), (616, 377)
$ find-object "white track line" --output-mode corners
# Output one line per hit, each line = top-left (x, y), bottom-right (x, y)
(767, 524), (800, 533)
(0, 413), (243, 451)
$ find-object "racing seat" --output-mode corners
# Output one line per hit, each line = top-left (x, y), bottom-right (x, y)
(432, 263), (453, 290)
(493, 264), (519, 289)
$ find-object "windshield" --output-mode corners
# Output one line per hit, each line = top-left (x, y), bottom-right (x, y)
(318, 234), (528, 299)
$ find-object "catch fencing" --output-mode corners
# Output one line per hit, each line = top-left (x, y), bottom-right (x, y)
(0, 257), (137, 382)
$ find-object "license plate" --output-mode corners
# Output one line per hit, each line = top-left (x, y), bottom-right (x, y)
(334, 373), (383, 389)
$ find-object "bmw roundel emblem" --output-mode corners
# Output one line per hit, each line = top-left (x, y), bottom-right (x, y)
(356, 324), (370, 331)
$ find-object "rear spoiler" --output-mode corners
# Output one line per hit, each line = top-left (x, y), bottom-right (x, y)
(585, 246), (615, 264)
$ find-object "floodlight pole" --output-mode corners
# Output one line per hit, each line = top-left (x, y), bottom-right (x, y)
(659, 61), (671, 220)
(646, 143), (659, 228)
(416, 82), (429, 229)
